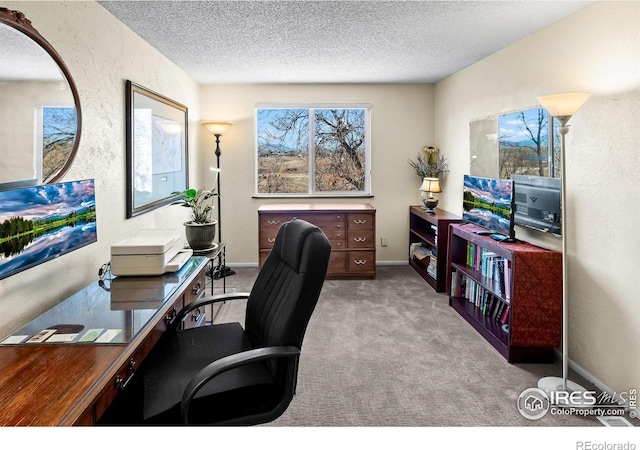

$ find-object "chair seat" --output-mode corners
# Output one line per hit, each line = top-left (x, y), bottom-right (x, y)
(143, 322), (275, 423)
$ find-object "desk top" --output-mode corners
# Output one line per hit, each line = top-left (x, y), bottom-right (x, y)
(1, 257), (206, 346)
(0, 256), (208, 425)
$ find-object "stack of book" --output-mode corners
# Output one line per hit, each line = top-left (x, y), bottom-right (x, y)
(450, 271), (510, 328)
(466, 242), (511, 300)
(410, 242), (439, 279)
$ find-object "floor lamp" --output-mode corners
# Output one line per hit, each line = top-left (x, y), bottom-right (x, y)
(202, 120), (235, 278)
(536, 93), (590, 405)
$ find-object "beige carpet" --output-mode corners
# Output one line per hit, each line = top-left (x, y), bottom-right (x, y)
(211, 264), (601, 427)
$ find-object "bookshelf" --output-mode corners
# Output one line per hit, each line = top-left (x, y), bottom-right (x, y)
(447, 223), (562, 363)
(409, 207), (461, 292)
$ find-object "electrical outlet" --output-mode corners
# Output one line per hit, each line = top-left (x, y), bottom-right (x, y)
(381, 236), (388, 247)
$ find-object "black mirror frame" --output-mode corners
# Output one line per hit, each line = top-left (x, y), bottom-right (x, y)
(125, 80), (189, 218)
(0, 7), (82, 185)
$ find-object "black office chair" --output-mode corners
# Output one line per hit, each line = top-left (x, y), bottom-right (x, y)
(141, 219), (331, 425)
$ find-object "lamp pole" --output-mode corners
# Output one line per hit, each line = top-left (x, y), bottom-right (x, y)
(536, 93), (590, 406)
(214, 133), (222, 245)
(202, 121), (234, 278)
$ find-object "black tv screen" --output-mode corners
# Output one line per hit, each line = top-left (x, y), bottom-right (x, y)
(462, 175), (515, 241)
(512, 174), (562, 236)
(0, 179), (97, 280)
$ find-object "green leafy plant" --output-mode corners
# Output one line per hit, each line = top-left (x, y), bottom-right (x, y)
(171, 186), (216, 224)
(408, 145), (449, 179)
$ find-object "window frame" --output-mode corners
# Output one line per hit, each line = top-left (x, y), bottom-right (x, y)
(254, 103), (372, 198)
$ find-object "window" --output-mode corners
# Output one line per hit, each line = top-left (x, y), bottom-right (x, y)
(35, 105), (77, 183)
(256, 105), (371, 196)
(498, 108), (560, 179)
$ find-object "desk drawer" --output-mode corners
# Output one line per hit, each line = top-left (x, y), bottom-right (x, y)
(182, 268), (206, 329)
(347, 251), (376, 272)
(348, 213), (374, 230)
(347, 229), (374, 249)
(260, 214), (296, 231)
(94, 296), (183, 422)
(327, 251), (346, 274)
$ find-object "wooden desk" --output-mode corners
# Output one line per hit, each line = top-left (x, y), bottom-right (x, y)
(0, 256), (208, 426)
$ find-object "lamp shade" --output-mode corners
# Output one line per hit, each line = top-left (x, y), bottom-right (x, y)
(419, 177), (441, 193)
(537, 93), (590, 117)
(202, 121), (233, 135)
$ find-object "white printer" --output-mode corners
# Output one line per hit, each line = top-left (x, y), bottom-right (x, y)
(110, 229), (192, 276)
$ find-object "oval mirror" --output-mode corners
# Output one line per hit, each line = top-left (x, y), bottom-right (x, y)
(0, 7), (82, 189)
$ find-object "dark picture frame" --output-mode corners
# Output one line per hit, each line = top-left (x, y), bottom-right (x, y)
(125, 80), (188, 218)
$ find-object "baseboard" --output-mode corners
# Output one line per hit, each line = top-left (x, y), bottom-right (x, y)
(377, 260), (409, 266)
(226, 262), (259, 268)
(563, 349), (639, 422)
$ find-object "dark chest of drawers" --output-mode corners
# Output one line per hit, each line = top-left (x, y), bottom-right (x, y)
(258, 203), (376, 279)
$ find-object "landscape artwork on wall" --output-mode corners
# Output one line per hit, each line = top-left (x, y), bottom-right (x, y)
(0, 179), (97, 280)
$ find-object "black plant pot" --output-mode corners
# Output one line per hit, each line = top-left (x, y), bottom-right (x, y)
(184, 220), (217, 251)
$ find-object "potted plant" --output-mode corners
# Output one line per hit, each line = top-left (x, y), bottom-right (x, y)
(172, 185), (218, 251)
(408, 146), (449, 212)
(407, 146), (449, 180)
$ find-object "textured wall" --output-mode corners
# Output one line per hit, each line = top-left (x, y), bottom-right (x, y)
(434, 1), (640, 394)
(0, 1), (201, 338)
(198, 83), (435, 264)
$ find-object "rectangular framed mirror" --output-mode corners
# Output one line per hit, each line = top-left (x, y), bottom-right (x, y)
(125, 80), (188, 218)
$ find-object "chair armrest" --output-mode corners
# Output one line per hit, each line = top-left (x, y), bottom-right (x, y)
(174, 292), (251, 326)
(180, 346), (301, 424)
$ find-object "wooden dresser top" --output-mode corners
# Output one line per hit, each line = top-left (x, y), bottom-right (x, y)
(258, 203), (375, 213)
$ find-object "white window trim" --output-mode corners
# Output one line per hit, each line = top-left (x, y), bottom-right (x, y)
(254, 104), (372, 197)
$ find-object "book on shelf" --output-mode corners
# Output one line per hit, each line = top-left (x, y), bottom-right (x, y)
(450, 271), (510, 326)
(465, 242), (511, 301)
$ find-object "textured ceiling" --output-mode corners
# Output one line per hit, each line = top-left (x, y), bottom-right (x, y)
(98, 0), (590, 84)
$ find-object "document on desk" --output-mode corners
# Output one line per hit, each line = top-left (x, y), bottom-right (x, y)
(95, 329), (122, 343)
(46, 333), (78, 343)
(0, 335), (28, 344)
(26, 329), (56, 343)
(78, 328), (105, 343)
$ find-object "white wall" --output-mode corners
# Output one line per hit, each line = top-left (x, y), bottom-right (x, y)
(0, 1), (201, 338)
(198, 84), (435, 264)
(435, 1), (640, 394)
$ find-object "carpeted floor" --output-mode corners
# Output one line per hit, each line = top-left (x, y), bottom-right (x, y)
(209, 264), (601, 427)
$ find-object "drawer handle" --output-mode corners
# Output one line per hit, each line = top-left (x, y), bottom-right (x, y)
(336, 215), (342, 219)
(267, 219), (280, 225)
(268, 238), (275, 243)
(164, 305), (177, 324)
(354, 259), (367, 265)
(353, 237), (367, 242)
(191, 309), (204, 323)
(115, 359), (136, 391)
(353, 219), (367, 224)
(191, 281), (202, 296)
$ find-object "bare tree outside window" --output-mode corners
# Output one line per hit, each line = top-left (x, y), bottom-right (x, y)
(498, 108), (559, 179)
(256, 106), (369, 195)
(42, 107), (77, 182)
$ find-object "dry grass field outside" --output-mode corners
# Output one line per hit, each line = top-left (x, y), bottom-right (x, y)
(258, 151), (365, 193)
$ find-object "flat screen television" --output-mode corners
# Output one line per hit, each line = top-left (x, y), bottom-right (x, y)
(462, 175), (516, 242)
(0, 179), (97, 281)
(512, 174), (562, 236)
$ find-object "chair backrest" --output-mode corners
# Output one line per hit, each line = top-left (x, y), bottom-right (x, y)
(245, 219), (331, 350)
